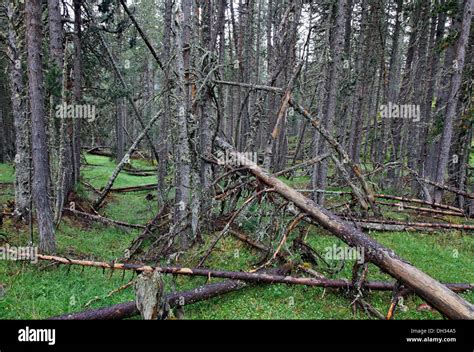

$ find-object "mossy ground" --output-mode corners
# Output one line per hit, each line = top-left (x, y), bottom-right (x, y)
(0, 155), (472, 319)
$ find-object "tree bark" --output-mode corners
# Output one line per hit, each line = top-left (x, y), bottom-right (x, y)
(434, 0), (473, 203)
(26, 0), (56, 253)
(6, 2), (30, 219)
(72, 0), (82, 184)
(313, 0), (347, 206)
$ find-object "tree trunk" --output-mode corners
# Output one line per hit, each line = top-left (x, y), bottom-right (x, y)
(71, 0), (82, 186)
(26, 0), (56, 253)
(314, 0), (346, 205)
(6, 3), (30, 219)
(172, 0), (193, 248)
(434, 0), (473, 203)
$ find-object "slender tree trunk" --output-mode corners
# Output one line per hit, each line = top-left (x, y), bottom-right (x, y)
(115, 98), (126, 162)
(314, 0), (347, 205)
(434, 0), (472, 203)
(6, 3), (30, 219)
(72, 0), (82, 184)
(48, 0), (72, 224)
(26, 0), (56, 253)
(172, 0), (193, 248)
(157, 0), (173, 205)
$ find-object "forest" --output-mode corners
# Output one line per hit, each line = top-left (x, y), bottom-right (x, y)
(0, 0), (473, 322)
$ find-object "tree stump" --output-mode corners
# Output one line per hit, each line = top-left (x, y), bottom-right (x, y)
(134, 270), (166, 320)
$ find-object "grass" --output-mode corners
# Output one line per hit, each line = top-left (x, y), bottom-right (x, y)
(0, 163), (15, 205)
(0, 155), (473, 320)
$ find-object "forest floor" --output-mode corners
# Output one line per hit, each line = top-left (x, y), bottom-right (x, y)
(0, 154), (473, 319)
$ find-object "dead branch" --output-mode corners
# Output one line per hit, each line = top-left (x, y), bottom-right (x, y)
(65, 208), (146, 230)
(374, 194), (464, 214)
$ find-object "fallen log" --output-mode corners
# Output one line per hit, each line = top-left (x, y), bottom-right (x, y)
(36, 254), (474, 294)
(50, 281), (246, 320)
(65, 208), (146, 230)
(86, 148), (113, 158)
(351, 222), (437, 232)
(110, 184), (158, 193)
(48, 277), (473, 320)
(340, 217), (474, 231)
(374, 194), (464, 214)
(123, 169), (156, 177)
(84, 146), (109, 153)
(215, 137), (474, 319)
(39, 254), (342, 287)
(51, 301), (138, 320)
(49, 266), (291, 320)
(376, 201), (466, 217)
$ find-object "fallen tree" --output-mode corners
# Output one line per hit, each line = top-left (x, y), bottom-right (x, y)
(86, 147), (113, 158)
(49, 265), (291, 320)
(350, 222), (438, 232)
(64, 208), (146, 230)
(374, 194), (465, 214)
(111, 184), (158, 193)
(36, 254), (474, 294)
(375, 201), (467, 218)
(48, 276), (472, 320)
(215, 137), (474, 320)
(339, 217), (474, 231)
